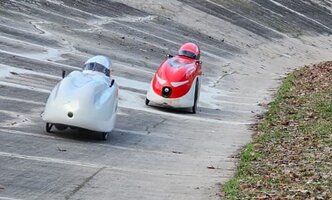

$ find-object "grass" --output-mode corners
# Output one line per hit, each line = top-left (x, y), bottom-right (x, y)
(222, 61), (332, 199)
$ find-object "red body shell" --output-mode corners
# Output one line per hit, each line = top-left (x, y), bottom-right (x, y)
(152, 55), (202, 98)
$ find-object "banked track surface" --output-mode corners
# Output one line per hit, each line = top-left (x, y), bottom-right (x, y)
(0, 0), (331, 199)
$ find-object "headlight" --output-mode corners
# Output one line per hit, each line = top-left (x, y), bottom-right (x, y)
(170, 80), (189, 87)
(156, 74), (166, 84)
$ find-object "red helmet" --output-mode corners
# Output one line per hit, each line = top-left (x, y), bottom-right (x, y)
(178, 42), (200, 59)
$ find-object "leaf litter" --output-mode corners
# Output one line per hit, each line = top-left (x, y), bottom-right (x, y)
(223, 61), (332, 199)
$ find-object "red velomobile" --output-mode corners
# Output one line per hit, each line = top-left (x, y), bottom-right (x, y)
(146, 42), (202, 113)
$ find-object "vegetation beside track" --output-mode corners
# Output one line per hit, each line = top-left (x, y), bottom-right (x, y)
(222, 61), (332, 199)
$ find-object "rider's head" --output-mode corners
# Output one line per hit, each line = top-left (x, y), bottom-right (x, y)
(83, 55), (112, 77)
(178, 42), (200, 60)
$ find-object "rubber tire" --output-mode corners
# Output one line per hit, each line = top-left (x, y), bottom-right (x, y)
(192, 81), (199, 114)
(46, 123), (53, 133)
(54, 124), (67, 131)
(145, 98), (150, 106)
(101, 132), (109, 140)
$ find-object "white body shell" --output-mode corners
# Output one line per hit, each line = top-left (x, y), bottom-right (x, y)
(43, 71), (118, 132)
(146, 77), (201, 108)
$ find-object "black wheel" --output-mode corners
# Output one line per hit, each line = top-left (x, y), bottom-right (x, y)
(46, 123), (53, 133)
(101, 132), (109, 140)
(145, 98), (150, 106)
(192, 80), (199, 114)
(192, 98), (197, 114)
(54, 124), (67, 131)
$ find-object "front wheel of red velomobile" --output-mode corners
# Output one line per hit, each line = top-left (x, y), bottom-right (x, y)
(191, 80), (199, 114)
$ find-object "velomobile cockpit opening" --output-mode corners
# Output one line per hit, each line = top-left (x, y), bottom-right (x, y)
(83, 62), (110, 77)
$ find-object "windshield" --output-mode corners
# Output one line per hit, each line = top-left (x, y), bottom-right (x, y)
(178, 50), (197, 59)
(83, 62), (110, 77)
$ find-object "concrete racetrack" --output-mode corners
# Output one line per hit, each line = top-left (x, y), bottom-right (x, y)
(0, 0), (331, 199)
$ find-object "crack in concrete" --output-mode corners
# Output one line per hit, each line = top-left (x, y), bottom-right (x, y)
(65, 167), (105, 200)
(28, 21), (45, 34)
(145, 118), (167, 134)
(210, 66), (236, 88)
